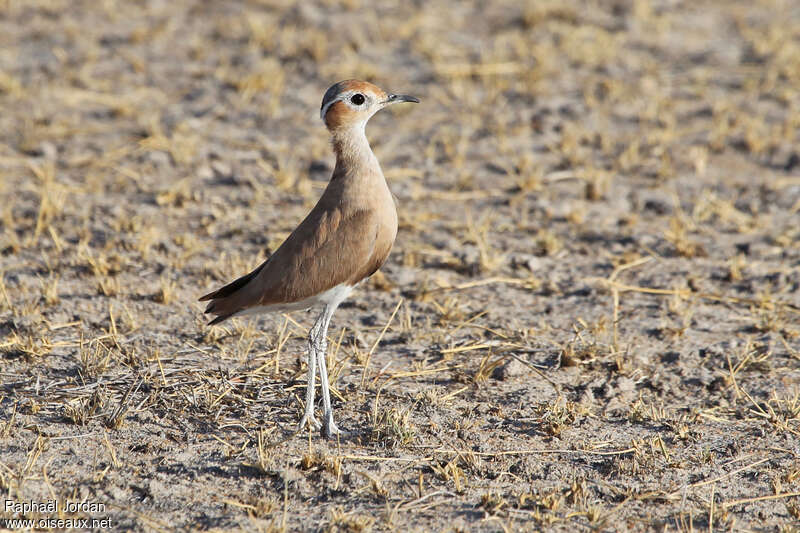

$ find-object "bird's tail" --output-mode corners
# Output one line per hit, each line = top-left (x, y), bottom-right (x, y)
(200, 263), (267, 325)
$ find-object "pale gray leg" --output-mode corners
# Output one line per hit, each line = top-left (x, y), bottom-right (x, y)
(297, 310), (324, 432)
(314, 302), (346, 437)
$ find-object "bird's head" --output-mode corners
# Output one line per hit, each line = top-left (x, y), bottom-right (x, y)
(320, 80), (419, 133)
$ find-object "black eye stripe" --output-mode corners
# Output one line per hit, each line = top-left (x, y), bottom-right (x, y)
(350, 93), (365, 105)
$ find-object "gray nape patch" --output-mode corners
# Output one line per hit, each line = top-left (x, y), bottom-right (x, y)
(320, 81), (349, 119)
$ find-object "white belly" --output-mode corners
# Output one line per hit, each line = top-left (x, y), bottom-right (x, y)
(234, 284), (354, 318)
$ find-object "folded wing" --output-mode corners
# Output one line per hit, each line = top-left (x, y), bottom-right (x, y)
(201, 208), (387, 324)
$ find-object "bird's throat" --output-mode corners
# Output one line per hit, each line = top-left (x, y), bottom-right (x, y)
(331, 126), (381, 178)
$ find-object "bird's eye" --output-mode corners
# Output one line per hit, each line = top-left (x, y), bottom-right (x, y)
(350, 93), (365, 105)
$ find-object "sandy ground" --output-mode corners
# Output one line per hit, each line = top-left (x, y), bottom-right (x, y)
(1, 0), (800, 531)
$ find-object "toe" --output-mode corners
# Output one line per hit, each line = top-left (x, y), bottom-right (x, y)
(298, 415), (321, 432)
(323, 420), (347, 438)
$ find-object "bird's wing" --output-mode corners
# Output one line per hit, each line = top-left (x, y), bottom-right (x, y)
(202, 207), (390, 323)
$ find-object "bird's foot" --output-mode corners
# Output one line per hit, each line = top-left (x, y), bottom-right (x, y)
(298, 413), (321, 433)
(323, 417), (347, 439)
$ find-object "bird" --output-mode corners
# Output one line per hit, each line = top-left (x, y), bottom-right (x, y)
(200, 80), (419, 437)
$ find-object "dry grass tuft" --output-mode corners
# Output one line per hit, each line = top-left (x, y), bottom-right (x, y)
(370, 406), (416, 448)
